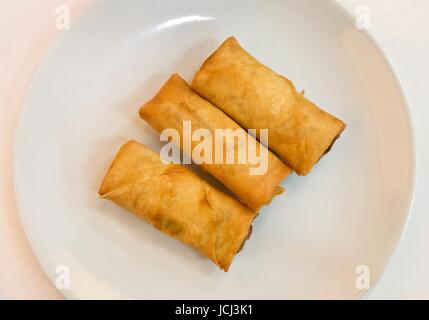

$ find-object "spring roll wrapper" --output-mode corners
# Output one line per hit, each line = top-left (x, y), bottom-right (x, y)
(139, 74), (291, 211)
(99, 141), (256, 271)
(192, 37), (347, 176)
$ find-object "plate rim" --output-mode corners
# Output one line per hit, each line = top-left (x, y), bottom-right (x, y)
(332, 0), (417, 299)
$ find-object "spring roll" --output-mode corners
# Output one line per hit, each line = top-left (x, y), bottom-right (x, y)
(139, 74), (291, 211)
(99, 140), (256, 271)
(192, 37), (347, 176)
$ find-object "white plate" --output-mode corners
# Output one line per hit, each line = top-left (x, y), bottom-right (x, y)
(14, 0), (415, 299)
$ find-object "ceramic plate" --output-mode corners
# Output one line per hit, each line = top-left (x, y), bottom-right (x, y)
(14, 0), (414, 299)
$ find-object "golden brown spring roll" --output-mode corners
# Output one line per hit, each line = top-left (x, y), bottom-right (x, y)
(139, 74), (291, 211)
(192, 37), (347, 176)
(99, 140), (256, 271)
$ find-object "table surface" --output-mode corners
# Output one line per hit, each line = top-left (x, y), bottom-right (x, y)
(0, 0), (428, 300)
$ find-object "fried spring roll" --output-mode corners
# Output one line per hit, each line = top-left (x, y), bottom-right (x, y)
(139, 74), (291, 211)
(192, 37), (347, 176)
(99, 140), (256, 271)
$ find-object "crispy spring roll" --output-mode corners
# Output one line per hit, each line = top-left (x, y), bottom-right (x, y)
(192, 37), (347, 176)
(99, 140), (256, 271)
(139, 74), (291, 211)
